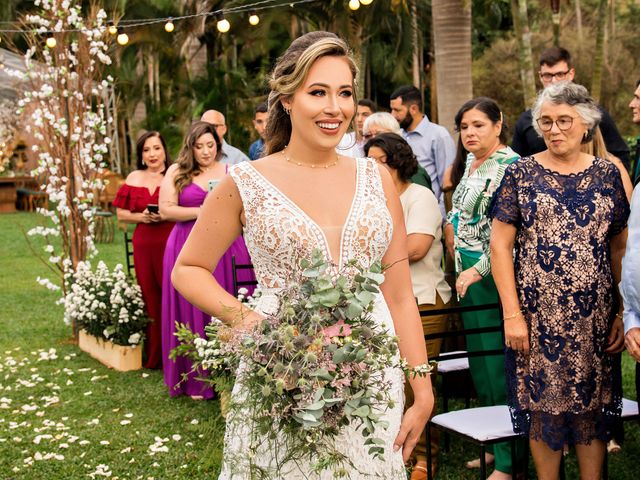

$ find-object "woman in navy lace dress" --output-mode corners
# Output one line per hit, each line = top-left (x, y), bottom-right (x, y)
(489, 82), (629, 480)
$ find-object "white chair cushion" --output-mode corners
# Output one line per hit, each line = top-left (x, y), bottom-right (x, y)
(437, 351), (470, 373)
(622, 398), (639, 419)
(430, 405), (516, 442)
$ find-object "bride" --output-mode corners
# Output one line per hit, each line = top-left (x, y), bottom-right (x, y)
(172, 31), (434, 479)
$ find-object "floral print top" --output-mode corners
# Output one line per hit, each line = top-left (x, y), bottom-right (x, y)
(446, 146), (519, 276)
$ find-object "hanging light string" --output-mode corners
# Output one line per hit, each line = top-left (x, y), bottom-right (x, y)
(0, 0), (333, 34)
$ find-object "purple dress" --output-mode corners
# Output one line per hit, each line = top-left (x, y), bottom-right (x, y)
(161, 182), (255, 398)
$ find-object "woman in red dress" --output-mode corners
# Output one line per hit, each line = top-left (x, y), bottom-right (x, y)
(113, 131), (175, 369)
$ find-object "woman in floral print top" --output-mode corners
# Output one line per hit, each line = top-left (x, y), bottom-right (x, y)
(444, 97), (519, 479)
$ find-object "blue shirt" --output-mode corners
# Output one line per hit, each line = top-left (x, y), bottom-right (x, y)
(221, 141), (249, 165)
(402, 116), (455, 216)
(622, 185), (640, 334)
(249, 139), (264, 160)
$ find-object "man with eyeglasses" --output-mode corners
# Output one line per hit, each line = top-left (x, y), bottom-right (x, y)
(201, 109), (250, 165)
(512, 47), (630, 167)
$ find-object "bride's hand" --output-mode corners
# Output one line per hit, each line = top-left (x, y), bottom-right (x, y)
(393, 394), (434, 462)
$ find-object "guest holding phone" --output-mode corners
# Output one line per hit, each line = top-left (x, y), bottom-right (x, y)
(159, 122), (254, 399)
(113, 131), (174, 369)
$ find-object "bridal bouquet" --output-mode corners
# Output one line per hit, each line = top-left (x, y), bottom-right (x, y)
(173, 249), (432, 473)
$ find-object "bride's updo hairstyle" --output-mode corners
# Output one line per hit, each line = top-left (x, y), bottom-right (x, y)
(265, 31), (358, 155)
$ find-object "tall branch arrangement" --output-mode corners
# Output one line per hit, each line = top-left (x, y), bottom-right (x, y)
(12, 1), (114, 334)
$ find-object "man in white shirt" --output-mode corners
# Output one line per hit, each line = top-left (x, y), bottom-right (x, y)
(201, 110), (249, 165)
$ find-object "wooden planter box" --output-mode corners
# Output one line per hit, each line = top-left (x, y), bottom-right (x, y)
(78, 330), (142, 372)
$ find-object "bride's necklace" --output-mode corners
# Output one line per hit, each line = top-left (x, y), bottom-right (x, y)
(282, 149), (339, 169)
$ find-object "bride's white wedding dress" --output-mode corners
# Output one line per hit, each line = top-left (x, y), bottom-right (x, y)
(220, 158), (406, 479)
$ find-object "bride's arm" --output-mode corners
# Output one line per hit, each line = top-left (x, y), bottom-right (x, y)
(377, 165), (434, 462)
(172, 175), (260, 328)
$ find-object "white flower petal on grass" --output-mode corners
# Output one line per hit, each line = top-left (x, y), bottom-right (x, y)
(190, 419), (199, 425)
(99, 440), (110, 445)
(79, 440), (90, 446)
(83, 391), (92, 396)
(87, 418), (99, 425)
(120, 420), (131, 425)
(124, 413), (133, 418)
(171, 434), (181, 441)
(141, 373), (149, 378)
(120, 447), (131, 453)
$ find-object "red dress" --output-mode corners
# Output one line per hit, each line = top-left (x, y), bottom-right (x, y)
(113, 184), (175, 369)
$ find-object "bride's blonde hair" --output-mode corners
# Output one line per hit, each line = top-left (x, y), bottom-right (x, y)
(265, 31), (358, 155)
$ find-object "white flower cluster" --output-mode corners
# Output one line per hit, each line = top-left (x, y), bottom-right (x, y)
(18, 1), (115, 297)
(62, 261), (147, 346)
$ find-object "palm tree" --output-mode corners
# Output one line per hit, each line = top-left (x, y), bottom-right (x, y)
(431, 0), (472, 133)
(510, 0), (536, 108)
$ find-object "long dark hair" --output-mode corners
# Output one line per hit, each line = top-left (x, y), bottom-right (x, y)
(363, 133), (418, 182)
(451, 97), (507, 189)
(174, 122), (222, 193)
(136, 131), (170, 173)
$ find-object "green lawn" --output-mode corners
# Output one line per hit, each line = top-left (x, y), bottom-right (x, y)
(0, 212), (637, 479)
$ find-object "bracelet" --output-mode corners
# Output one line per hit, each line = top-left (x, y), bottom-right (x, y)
(503, 310), (524, 321)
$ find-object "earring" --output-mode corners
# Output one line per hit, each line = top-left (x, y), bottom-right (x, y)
(283, 106), (291, 116)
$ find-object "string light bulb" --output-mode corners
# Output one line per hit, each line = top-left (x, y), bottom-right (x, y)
(164, 18), (175, 32)
(348, 0), (361, 10)
(360, 0), (373, 4)
(108, 23), (118, 35)
(249, 12), (260, 26)
(45, 36), (57, 48)
(117, 28), (129, 46)
(217, 16), (230, 33)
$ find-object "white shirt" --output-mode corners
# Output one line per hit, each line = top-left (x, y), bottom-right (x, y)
(400, 183), (452, 305)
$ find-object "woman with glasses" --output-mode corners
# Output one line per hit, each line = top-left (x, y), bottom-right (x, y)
(490, 82), (629, 479)
(444, 97), (519, 480)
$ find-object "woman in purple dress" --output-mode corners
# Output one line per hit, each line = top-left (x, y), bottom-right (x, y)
(159, 121), (255, 399)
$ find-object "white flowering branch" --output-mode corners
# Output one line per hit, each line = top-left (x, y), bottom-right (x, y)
(11, 1), (115, 336)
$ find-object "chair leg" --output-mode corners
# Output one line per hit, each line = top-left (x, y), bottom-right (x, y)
(603, 448), (608, 480)
(480, 444), (487, 479)
(426, 423), (434, 480)
(559, 454), (566, 480)
(442, 375), (450, 452)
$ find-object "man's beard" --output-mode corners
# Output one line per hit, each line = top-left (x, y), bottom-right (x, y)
(399, 112), (413, 130)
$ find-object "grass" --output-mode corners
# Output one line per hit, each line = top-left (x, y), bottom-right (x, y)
(0, 212), (638, 479)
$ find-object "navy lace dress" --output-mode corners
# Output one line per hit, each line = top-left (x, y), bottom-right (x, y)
(489, 156), (629, 450)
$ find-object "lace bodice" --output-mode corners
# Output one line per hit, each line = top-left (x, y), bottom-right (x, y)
(229, 158), (393, 288)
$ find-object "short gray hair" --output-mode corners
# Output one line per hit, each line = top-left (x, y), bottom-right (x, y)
(531, 82), (601, 139)
(363, 112), (401, 136)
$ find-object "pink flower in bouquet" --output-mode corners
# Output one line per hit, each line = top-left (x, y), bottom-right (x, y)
(322, 319), (352, 342)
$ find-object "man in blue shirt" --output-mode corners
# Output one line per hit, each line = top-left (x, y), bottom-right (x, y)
(623, 79), (640, 402)
(249, 102), (268, 160)
(201, 110), (250, 165)
(390, 85), (455, 216)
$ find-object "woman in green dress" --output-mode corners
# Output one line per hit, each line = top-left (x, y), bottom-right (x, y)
(443, 97), (519, 480)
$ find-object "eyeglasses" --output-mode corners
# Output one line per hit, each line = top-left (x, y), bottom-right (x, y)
(535, 116), (577, 132)
(538, 70), (570, 82)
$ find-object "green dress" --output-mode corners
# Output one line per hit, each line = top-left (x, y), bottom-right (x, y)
(446, 146), (519, 474)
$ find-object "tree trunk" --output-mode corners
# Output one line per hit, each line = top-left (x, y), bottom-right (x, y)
(591, 0), (608, 103)
(431, 0), (472, 134)
(410, 0), (421, 90)
(575, 0), (583, 42)
(511, 0), (536, 108)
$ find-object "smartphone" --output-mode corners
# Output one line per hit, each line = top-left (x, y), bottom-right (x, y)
(208, 179), (220, 192)
(147, 204), (159, 214)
